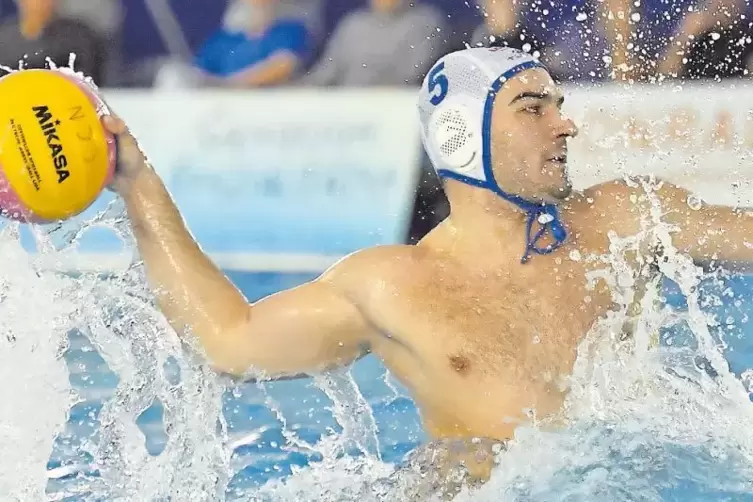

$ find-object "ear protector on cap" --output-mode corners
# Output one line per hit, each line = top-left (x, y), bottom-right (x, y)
(427, 94), (485, 181)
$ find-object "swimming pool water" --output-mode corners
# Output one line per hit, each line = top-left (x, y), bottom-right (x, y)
(48, 270), (426, 499)
(45, 270), (753, 499)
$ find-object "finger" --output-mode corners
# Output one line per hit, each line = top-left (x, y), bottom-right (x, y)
(110, 128), (141, 175)
(113, 133), (124, 175)
(102, 116), (137, 176)
(102, 115), (127, 136)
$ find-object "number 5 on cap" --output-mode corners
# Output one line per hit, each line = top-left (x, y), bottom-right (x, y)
(428, 62), (448, 106)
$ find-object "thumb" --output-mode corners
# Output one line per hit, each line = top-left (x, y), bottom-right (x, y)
(102, 114), (127, 136)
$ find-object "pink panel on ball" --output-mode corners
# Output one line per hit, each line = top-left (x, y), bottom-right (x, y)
(0, 163), (38, 222)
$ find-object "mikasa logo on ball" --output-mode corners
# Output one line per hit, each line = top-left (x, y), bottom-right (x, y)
(32, 105), (69, 184)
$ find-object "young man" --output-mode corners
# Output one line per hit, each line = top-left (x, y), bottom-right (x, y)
(103, 47), (753, 490)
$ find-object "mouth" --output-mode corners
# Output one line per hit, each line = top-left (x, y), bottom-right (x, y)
(546, 154), (568, 166)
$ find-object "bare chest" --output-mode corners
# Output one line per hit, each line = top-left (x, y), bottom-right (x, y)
(366, 260), (615, 438)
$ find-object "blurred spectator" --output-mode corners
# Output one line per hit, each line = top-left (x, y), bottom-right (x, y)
(656, 0), (753, 79)
(192, 0), (313, 87)
(471, 0), (545, 55)
(471, 0), (638, 82)
(304, 0), (446, 87)
(270, 0), (323, 44)
(0, 0), (121, 85)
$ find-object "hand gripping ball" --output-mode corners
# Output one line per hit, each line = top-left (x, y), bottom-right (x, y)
(0, 69), (116, 223)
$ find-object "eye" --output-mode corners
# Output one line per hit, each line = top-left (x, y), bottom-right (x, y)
(523, 105), (542, 115)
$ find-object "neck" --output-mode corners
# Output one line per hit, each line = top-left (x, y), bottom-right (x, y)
(447, 176), (546, 213)
(441, 178), (569, 264)
(443, 179), (529, 239)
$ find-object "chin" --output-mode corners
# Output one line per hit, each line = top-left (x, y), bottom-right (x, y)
(554, 184), (573, 199)
(544, 181), (572, 202)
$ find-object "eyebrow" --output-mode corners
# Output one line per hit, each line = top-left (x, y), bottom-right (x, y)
(509, 92), (565, 106)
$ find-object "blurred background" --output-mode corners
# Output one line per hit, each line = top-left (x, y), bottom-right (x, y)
(3, 1), (753, 496)
(4, 0), (753, 248)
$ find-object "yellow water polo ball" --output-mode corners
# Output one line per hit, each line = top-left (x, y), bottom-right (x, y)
(0, 69), (116, 223)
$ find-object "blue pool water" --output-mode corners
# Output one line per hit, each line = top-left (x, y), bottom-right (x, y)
(48, 270), (426, 499)
(45, 269), (753, 500)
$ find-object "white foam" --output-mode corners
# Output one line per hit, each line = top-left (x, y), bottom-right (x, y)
(0, 225), (72, 500)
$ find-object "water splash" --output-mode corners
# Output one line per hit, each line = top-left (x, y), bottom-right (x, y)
(0, 64), (752, 499)
(451, 177), (753, 501)
(0, 223), (73, 500)
(0, 192), (234, 500)
(242, 177), (753, 501)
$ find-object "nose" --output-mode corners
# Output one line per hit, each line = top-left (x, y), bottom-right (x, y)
(555, 115), (579, 139)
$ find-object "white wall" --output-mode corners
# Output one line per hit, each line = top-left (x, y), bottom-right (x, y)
(563, 82), (753, 207)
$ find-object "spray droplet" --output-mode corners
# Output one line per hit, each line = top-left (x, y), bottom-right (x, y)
(576, 12), (587, 21)
(538, 213), (554, 224)
(686, 194), (703, 210)
(710, 32), (721, 41)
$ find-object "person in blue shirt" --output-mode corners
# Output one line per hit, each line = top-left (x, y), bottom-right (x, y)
(194, 0), (310, 87)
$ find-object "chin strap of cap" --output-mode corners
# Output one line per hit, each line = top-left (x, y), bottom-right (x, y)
(513, 196), (568, 264)
(484, 60), (568, 263)
(436, 168), (569, 264)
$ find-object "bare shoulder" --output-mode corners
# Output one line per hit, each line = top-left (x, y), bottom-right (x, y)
(572, 176), (687, 238)
(583, 176), (689, 203)
(581, 176), (644, 202)
(319, 244), (425, 296)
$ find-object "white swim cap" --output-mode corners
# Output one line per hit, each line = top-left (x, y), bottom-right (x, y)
(418, 46), (544, 188)
(418, 47), (568, 264)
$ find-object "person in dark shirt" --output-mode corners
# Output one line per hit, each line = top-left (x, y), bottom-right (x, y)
(471, 0), (544, 56)
(656, 0), (752, 79)
(472, 0), (639, 82)
(0, 0), (119, 85)
(305, 0), (445, 87)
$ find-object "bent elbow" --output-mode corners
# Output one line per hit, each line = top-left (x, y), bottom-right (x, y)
(206, 355), (309, 382)
(207, 358), (252, 379)
(195, 319), (257, 378)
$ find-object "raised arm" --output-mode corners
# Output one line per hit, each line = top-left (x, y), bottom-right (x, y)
(658, 0), (746, 76)
(105, 116), (374, 378)
(615, 179), (753, 268)
(650, 181), (753, 268)
(598, 0), (637, 79)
